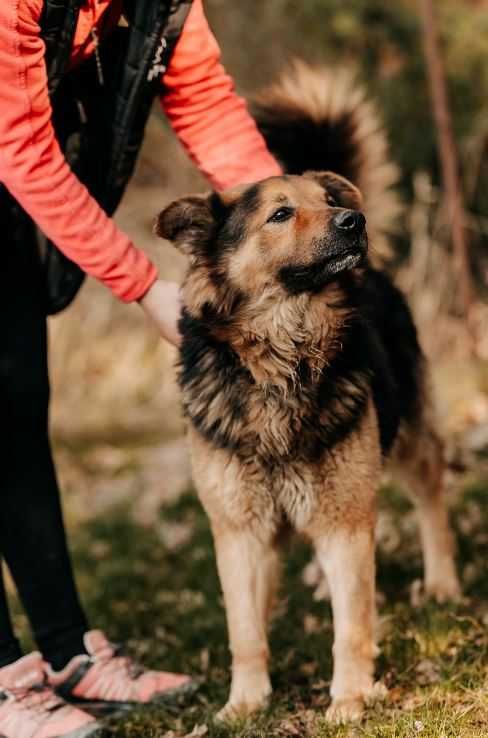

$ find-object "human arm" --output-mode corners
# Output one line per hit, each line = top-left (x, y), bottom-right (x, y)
(0, 0), (157, 303)
(161, 0), (282, 191)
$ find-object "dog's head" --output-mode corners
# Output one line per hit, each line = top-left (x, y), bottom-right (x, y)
(155, 172), (367, 300)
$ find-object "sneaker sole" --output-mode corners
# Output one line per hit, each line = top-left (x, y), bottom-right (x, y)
(63, 726), (108, 738)
(66, 679), (200, 717)
(0, 725), (110, 738)
(152, 679), (200, 705)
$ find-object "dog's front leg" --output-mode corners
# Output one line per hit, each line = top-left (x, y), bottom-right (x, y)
(213, 527), (278, 722)
(315, 527), (376, 723)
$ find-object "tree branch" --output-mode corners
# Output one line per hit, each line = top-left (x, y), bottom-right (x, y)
(418, 0), (474, 326)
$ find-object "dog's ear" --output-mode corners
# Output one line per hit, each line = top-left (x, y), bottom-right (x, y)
(154, 194), (224, 254)
(304, 171), (363, 210)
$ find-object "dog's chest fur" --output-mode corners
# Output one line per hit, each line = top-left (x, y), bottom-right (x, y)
(178, 270), (426, 533)
(179, 293), (377, 483)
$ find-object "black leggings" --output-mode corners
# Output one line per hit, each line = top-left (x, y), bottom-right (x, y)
(0, 200), (88, 670)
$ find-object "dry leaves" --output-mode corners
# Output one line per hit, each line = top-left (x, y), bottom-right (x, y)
(415, 658), (441, 685)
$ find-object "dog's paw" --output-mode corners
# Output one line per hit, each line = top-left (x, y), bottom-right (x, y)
(425, 574), (462, 604)
(325, 697), (364, 724)
(215, 695), (269, 723)
(411, 572), (462, 606)
(325, 681), (387, 724)
(215, 676), (272, 723)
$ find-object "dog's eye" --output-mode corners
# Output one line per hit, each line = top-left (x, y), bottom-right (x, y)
(326, 194), (338, 207)
(267, 207), (294, 224)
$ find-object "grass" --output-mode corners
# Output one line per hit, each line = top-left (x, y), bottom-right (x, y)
(10, 440), (488, 738)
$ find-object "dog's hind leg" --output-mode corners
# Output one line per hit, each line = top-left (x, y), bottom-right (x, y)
(313, 526), (377, 723)
(303, 556), (331, 601)
(213, 527), (280, 722)
(390, 421), (461, 603)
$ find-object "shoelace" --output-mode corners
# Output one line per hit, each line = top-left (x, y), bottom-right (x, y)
(5, 681), (65, 714)
(92, 643), (144, 681)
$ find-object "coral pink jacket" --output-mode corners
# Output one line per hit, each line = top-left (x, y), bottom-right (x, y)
(0, 0), (281, 301)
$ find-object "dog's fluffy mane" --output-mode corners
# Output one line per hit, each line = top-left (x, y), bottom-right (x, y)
(252, 61), (402, 262)
(161, 61), (420, 464)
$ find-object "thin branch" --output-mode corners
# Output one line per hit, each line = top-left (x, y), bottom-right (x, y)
(418, 0), (475, 326)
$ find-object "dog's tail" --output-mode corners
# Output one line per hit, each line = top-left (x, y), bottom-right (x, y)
(252, 61), (402, 261)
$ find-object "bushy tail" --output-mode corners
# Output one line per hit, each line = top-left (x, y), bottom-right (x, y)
(252, 61), (402, 261)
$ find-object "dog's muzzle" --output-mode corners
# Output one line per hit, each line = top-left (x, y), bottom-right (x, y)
(278, 209), (368, 294)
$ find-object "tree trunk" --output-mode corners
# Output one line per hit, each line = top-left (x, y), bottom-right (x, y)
(418, 0), (474, 330)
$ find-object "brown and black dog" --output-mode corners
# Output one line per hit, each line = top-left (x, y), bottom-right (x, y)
(155, 63), (460, 723)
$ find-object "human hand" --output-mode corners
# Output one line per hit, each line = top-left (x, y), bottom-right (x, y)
(138, 279), (182, 347)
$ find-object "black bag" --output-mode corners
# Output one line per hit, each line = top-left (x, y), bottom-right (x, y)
(35, 0), (82, 314)
(42, 27), (130, 314)
(38, 0), (192, 314)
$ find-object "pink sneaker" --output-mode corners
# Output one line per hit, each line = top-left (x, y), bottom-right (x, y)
(48, 631), (196, 715)
(0, 652), (103, 738)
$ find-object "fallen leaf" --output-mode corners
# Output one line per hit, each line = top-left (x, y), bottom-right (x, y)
(415, 658), (441, 685)
(277, 719), (302, 736)
(183, 725), (208, 738)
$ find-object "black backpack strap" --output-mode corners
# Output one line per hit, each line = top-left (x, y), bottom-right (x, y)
(35, 0), (193, 314)
(40, 0), (84, 94)
(103, 0), (193, 210)
(159, 1), (194, 75)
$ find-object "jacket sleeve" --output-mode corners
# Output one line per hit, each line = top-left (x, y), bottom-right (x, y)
(161, 0), (282, 191)
(0, 0), (157, 302)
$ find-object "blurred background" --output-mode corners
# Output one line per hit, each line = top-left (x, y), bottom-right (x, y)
(29, 3), (488, 734)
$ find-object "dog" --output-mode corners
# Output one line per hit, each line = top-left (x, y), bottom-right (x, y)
(155, 63), (461, 723)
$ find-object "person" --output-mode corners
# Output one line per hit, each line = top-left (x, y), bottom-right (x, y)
(0, 0), (282, 735)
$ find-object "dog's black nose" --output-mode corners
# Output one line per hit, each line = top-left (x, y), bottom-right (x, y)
(333, 210), (366, 234)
